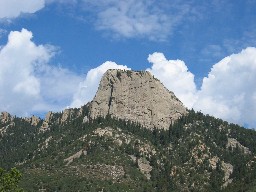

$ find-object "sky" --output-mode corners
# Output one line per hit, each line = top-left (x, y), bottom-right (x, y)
(0, 0), (256, 128)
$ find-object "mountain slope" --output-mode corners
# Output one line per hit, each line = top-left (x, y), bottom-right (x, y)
(1, 109), (256, 191)
(1, 70), (256, 191)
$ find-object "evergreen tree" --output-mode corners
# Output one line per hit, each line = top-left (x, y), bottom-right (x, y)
(0, 167), (23, 192)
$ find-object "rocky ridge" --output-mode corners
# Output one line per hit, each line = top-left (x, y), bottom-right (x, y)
(39, 106), (88, 132)
(89, 69), (187, 129)
(1, 70), (186, 132)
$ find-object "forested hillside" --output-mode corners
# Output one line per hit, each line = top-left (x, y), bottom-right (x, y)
(1, 108), (256, 191)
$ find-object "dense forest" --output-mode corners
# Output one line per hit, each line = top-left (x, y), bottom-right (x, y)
(1, 107), (256, 191)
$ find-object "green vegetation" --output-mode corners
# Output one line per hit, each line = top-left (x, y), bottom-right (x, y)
(1, 107), (256, 191)
(0, 167), (23, 192)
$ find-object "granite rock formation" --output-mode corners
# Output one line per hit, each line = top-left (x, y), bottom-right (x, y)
(89, 69), (187, 129)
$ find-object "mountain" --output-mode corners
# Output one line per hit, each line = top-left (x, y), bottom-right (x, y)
(89, 69), (186, 129)
(1, 69), (256, 192)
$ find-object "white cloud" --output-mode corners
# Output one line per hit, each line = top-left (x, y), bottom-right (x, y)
(147, 50), (256, 128)
(83, 0), (181, 41)
(147, 52), (197, 109)
(70, 52), (197, 110)
(0, 0), (45, 19)
(0, 29), (82, 116)
(1, 29), (255, 128)
(193, 47), (256, 128)
(71, 61), (130, 108)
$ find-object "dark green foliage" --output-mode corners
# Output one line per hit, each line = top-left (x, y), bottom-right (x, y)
(116, 70), (122, 81)
(208, 160), (225, 191)
(0, 167), (23, 192)
(1, 108), (256, 191)
(126, 70), (132, 78)
(0, 117), (41, 169)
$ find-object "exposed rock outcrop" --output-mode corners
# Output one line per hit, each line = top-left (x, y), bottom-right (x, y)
(39, 112), (56, 132)
(222, 162), (233, 187)
(137, 158), (152, 180)
(89, 69), (187, 129)
(0, 112), (15, 136)
(39, 107), (88, 132)
(0, 112), (13, 124)
(209, 156), (233, 188)
(60, 108), (83, 124)
(31, 116), (40, 126)
(24, 115), (40, 126)
(226, 138), (251, 154)
(64, 149), (87, 165)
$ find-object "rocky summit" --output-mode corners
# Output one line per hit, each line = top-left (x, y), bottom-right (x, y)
(89, 69), (187, 129)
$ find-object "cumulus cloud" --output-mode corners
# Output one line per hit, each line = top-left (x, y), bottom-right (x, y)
(70, 49), (256, 128)
(193, 47), (256, 128)
(146, 50), (256, 128)
(0, 29), (82, 116)
(70, 61), (130, 108)
(70, 52), (197, 109)
(0, 29), (49, 115)
(1, 29), (255, 128)
(147, 52), (197, 109)
(83, 0), (177, 41)
(0, 0), (45, 19)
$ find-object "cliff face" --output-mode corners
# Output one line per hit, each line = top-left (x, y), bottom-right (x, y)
(89, 69), (187, 129)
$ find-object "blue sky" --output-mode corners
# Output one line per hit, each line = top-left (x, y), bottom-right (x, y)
(0, 0), (256, 128)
